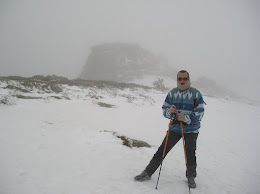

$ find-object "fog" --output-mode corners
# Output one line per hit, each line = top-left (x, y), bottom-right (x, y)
(0, 0), (259, 99)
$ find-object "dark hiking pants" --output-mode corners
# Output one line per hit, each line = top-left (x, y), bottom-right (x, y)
(144, 130), (198, 178)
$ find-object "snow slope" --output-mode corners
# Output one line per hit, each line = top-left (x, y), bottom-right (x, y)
(0, 81), (260, 194)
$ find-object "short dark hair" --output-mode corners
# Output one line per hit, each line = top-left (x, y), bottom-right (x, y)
(177, 70), (190, 78)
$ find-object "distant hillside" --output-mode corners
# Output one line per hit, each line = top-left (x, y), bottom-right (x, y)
(79, 42), (175, 82)
(0, 75), (157, 106)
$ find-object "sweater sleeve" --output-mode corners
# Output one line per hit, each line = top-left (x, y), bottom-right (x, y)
(184, 90), (204, 125)
(162, 91), (175, 119)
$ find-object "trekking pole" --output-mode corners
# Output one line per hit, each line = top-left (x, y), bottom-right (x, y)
(181, 122), (191, 194)
(155, 115), (173, 190)
(180, 122), (187, 165)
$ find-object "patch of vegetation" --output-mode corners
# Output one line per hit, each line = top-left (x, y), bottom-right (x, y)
(49, 96), (62, 99)
(16, 95), (43, 99)
(5, 85), (30, 93)
(66, 79), (152, 90)
(0, 96), (16, 105)
(153, 78), (167, 90)
(0, 75), (152, 90)
(97, 102), (114, 108)
(120, 94), (136, 103)
(87, 94), (103, 100)
(21, 81), (39, 89)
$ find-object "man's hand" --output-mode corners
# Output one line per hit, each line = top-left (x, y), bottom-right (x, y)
(169, 105), (176, 114)
(177, 113), (185, 122)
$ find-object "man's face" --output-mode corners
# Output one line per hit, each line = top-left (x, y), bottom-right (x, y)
(177, 72), (189, 85)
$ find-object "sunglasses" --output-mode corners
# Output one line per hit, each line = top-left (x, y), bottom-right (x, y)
(177, 77), (189, 81)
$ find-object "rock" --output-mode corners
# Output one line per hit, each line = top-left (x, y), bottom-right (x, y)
(50, 84), (63, 93)
(131, 139), (151, 148)
(103, 130), (151, 148)
(80, 42), (166, 82)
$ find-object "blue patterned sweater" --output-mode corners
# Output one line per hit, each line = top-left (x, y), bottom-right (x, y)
(162, 87), (204, 133)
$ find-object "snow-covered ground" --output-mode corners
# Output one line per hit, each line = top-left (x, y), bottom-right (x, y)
(0, 80), (260, 194)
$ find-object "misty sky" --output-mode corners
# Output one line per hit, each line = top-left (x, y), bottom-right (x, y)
(0, 0), (259, 98)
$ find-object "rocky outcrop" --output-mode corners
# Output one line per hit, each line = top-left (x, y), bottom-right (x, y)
(80, 42), (169, 82)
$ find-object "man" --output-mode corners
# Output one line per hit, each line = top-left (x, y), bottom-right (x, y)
(134, 70), (204, 188)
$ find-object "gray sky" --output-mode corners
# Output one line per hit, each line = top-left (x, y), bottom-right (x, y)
(0, 0), (259, 98)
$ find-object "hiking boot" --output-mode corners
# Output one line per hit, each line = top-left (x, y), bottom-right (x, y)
(134, 171), (151, 181)
(188, 177), (196, 188)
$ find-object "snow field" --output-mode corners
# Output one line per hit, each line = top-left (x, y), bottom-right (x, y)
(0, 93), (259, 194)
